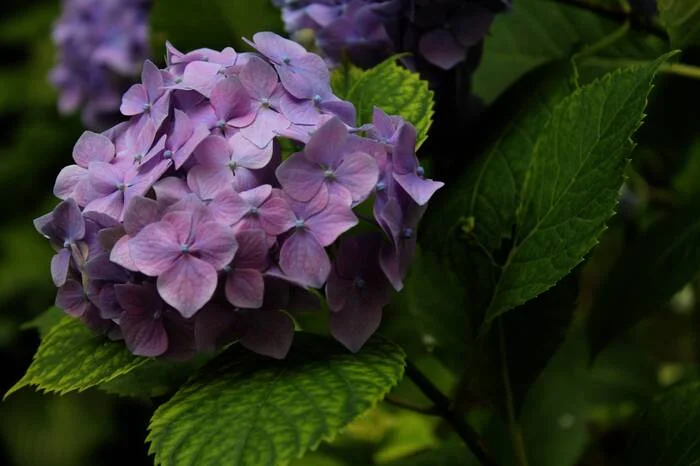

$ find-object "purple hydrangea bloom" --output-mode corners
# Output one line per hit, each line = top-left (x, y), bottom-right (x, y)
(50, 0), (152, 128)
(37, 32), (442, 358)
(274, 0), (511, 73)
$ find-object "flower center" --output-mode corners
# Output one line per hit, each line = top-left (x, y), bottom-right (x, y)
(216, 120), (227, 130)
(416, 166), (425, 178)
(375, 181), (386, 192)
(261, 98), (271, 108)
(180, 244), (190, 253)
(142, 102), (152, 112)
(323, 168), (336, 180)
(228, 160), (238, 171)
(354, 276), (366, 289)
(153, 309), (162, 319)
(163, 149), (173, 159)
(294, 218), (305, 230)
(63, 239), (71, 248)
(116, 182), (127, 192)
(401, 228), (414, 239)
(248, 206), (259, 216)
(133, 153), (143, 163)
(175, 76), (183, 84)
(282, 56), (291, 65)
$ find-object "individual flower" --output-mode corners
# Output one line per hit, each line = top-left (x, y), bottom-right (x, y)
(326, 233), (392, 352)
(276, 116), (379, 204)
(128, 208), (238, 316)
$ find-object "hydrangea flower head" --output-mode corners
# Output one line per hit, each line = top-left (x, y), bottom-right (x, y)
(50, 0), (152, 128)
(274, 0), (511, 73)
(36, 32), (443, 358)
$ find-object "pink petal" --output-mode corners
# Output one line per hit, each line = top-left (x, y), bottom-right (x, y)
(83, 190), (124, 221)
(186, 165), (234, 199)
(154, 176), (191, 207)
(240, 184), (272, 207)
(251, 32), (307, 61)
(192, 221), (238, 269)
(73, 131), (115, 166)
(120, 83), (147, 115)
(280, 95), (320, 126)
(230, 132), (274, 169)
(233, 230), (269, 269)
(306, 199), (358, 247)
(210, 190), (250, 225)
(239, 55), (279, 100)
(279, 231), (331, 288)
(276, 153), (325, 202)
(304, 116), (348, 167)
(240, 309), (294, 359)
(110, 235), (137, 271)
(210, 77), (254, 127)
(259, 193), (297, 235)
(158, 255), (218, 317)
(121, 312), (168, 357)
(392, 123), (419, 174)
(88, 161), (121, 195)
(393, 173), (444, 206)
(334, 151), (380, 203)
(277, 53), (330, 99)
(174, 123), (210, 169)
(51, 248), (71, 287)
(325, 269), (353, 313)
(419, 29), (467, 71)
(128, 222), (181, 276)
(240, 108), (291, 149)
(182, 61), (225, 97)
(123, 196), (160, 235)
(54, 165), (88, 201)
(194, 135), (232, 167)
(194, 303), (245, 352)
(142, 60), (164, 100)
(226, 269), (265, 309)
(56, 279), (90, 317)
(330, 301), (382, 352)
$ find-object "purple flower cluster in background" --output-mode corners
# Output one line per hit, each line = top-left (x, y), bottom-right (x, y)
(273, 0), (511, 71)
(36, 32), (443, 359)
(49, 0), (151, 128)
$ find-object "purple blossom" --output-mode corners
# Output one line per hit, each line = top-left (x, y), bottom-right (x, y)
(276, 117), (379, 204)
(128, 209), (238, 317)
(326, 233), (392, 352)
(50, 0), (152, 128)
(38, 33), (442, 358)
(277, 190), (358, 288)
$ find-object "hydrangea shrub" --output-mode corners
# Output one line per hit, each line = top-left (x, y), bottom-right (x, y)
(35, 32), (442, 360)
(50, 0), (152, 128)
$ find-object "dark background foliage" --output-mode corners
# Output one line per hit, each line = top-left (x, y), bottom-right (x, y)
(2, 1), (700, 466)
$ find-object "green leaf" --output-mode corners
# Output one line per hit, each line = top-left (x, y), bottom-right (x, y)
(147, 334), (405, 466)
(482, 55), (670, 323)
(345, 57), (434, 147)
(587, 201), (700, 358)
(330, 61), (363, 101)
(5, 317), (148, 398)
(21, 307), (65, 338)
(659, 0), (700, 49)
(385, 439), (480, 466)
(628, 382), (700, 466)
(474, 0), (669, 103)
(99, 357), (208, 398)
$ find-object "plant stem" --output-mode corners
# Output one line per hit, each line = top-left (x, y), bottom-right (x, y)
(405, 361), (498, 466)
(498, 321), (530, 466)
(384, 395), (440, 416)
(551, 0), (668, 39)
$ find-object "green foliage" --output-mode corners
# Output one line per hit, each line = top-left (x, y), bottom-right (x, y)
(99, 357), (208, 398)
(473, 0), (669, 103)
(628, 382), (700, 465)
(150, 0), (283, 61)
(341, 58), (434, 147)
(5, 317), (148, 397)
(147, 334), (405, 466)
(659, 0), (700, 48)
(21, 307), (65, 338)
(386, 439), (479, 466)
(588, 201), (700, 358)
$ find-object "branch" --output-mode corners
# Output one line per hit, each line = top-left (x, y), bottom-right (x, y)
(405, 361), (498, 466)
(551, 0), (668, 39)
